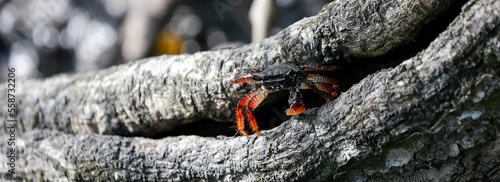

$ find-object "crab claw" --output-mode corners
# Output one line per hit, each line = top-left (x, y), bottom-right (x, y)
(286, 104), (306, 115)
(286, 87), (306, 115)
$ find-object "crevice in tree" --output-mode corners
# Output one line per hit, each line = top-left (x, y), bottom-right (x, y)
(154, 0), (468, 138)
(151, 119), (237, 138)
(337, 0), (469, 94)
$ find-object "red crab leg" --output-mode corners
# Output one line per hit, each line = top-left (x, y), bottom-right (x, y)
(235, 88), (262, 136)
(301, 81), (335, 101)
(286, 87), (306, 115)
(306, 73), (338, 85)
(310, 81), (339, 99)
(246, 88), (268, 136)
(301, 65), (339, 72)
(231, 77), (258, 84)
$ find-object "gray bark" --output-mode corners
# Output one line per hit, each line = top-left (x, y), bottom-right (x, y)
(0, 0), (455, 137)
(1, 0), (500, 181)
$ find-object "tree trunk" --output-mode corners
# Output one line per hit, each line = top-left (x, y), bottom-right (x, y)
(1, 0), (499, 181)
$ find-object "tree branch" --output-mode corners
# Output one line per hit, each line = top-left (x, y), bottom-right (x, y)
(1, 0), (456, 137)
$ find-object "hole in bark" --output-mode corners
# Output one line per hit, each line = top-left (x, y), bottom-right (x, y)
(152, 119), (237, 138)
(157, 0), (467, 138)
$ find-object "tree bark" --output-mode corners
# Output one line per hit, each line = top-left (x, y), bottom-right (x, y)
(1, 0), (500, 181)
(1, 0), (455, 137)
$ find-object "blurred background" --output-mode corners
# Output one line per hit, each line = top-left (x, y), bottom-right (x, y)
(0, 0), (331, 82)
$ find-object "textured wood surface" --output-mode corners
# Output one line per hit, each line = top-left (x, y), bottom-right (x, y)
(0, 0), (456, 137)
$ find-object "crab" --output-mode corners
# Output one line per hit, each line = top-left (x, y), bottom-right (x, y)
(231, 63), (340, 136)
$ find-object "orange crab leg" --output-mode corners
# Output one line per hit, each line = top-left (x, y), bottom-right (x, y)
(235, 109), (248, 136)
(301, 65), (339, 72)
(235, 88), (262, 136)
(246, 88), (268, 136)
(301, 81), (333, 101)
(286, 87), (306, 115)
(231, 77), (258, 84)
(306, 73), (338, 85)
(246, 112), (263, 136)
(311, 81), (339, 99)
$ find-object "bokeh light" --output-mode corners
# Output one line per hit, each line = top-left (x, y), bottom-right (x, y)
(0, 0), (331, 82)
